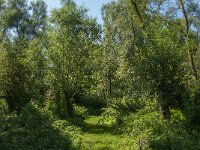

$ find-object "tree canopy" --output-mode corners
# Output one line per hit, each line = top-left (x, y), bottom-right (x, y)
(1, 0), (200, 149)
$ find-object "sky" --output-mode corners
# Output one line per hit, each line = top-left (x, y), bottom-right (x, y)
(41, 0), (113, 24)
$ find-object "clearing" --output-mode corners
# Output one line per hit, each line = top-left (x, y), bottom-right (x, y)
(80, 115), (132, 150)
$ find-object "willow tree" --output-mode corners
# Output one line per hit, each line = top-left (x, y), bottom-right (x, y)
(47, 0), (101, 118)
(0, 0), (47, 111)
(101, 0), (137, 99)
(126, 0), (200, 119)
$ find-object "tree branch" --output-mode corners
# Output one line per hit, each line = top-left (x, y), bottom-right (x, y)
(178, 0), (198, 80)
(178, 0), (189, 35)
(129, 0), (145, 28)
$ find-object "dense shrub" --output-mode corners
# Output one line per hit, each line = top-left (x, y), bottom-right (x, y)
(0, 100), (82, 150)
(99, 96), (148, 125)
(185, 87), (200, 131)
(119, 99), (200, 150)
(78, 95), (106, 110)
(0, 99), (9, 115)
(73, 104), (88, 119)
(99, 107), (121, 125)
(150, 131), (200, 150)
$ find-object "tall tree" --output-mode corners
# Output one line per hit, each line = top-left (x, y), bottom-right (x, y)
(24, 0), (48, 101)
(101, 0), (136, 98)
(47, 0), (101, 117)
(0, 0), (47, 111)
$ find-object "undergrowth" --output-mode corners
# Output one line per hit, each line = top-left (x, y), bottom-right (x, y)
(0, 99), (82, 150)
(99, 98), (200, 149)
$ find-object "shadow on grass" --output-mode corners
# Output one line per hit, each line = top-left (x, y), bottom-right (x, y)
(82, 117), (117, 135)
(86, 106), (103, 115)
(0, 102), (75, 150)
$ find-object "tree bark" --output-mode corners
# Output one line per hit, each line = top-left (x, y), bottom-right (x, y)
(158, 92), (170, 120)
(64, 92), (74, 118)
(109, 76), (112, 96)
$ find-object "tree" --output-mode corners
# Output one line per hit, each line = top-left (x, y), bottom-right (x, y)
(24, 0), (48, 101)
(47, 0), (101, 118)
(0, 44), (7, 97)
(101, 0), (136, 99)
(0, 0), (47, 111)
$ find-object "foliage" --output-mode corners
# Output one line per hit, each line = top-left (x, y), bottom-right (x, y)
(46, 0), (101, 118)
(0, 99), (8, 115)
(185, 86), (200, 131)
(122, 99), (163, 136)
(0, 0), (48, 111)
(73, 104), (88, 119)
(78, 95), (106, 113)
(0, 100), (82, 150)
(0, 50), (7, 96)
(99, 96), (146, 125)
(0, 0), (200, 149)
(120, 99), (200, 150)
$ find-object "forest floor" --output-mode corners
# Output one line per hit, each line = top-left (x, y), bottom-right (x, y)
(79, 115), (130, 150)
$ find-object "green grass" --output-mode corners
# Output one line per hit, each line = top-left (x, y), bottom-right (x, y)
(79, 115), (132, 150)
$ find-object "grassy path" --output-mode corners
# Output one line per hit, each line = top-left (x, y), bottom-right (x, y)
(80, 115), (130, 150)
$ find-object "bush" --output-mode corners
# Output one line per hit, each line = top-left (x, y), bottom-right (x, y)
(78, 95), (106, 110)
(118, 99), (200, 150)
(0, 101), (82, 150)
(0, 99), (9, 115)
(99, 107), (121, 125)
(73, 104), (88, 119)
(149, 109), (200, 150)
(185, 87), (200, 131)
(150, 132), (200, 150)
(99, 96), (146, 125)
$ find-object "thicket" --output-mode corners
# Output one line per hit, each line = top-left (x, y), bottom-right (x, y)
(0, 99), (82, 150)
(0, 0), (200, 149)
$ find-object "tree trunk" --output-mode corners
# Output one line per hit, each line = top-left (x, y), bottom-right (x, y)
(109, 76), (112, 96)
(64, 92), (74, 118)
(0, 95), (16, 112)
(158, 93), (170, 120)
(188, 50), (198, 80)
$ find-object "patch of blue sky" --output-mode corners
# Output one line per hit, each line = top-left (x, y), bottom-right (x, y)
(28, 0), (113, 24)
